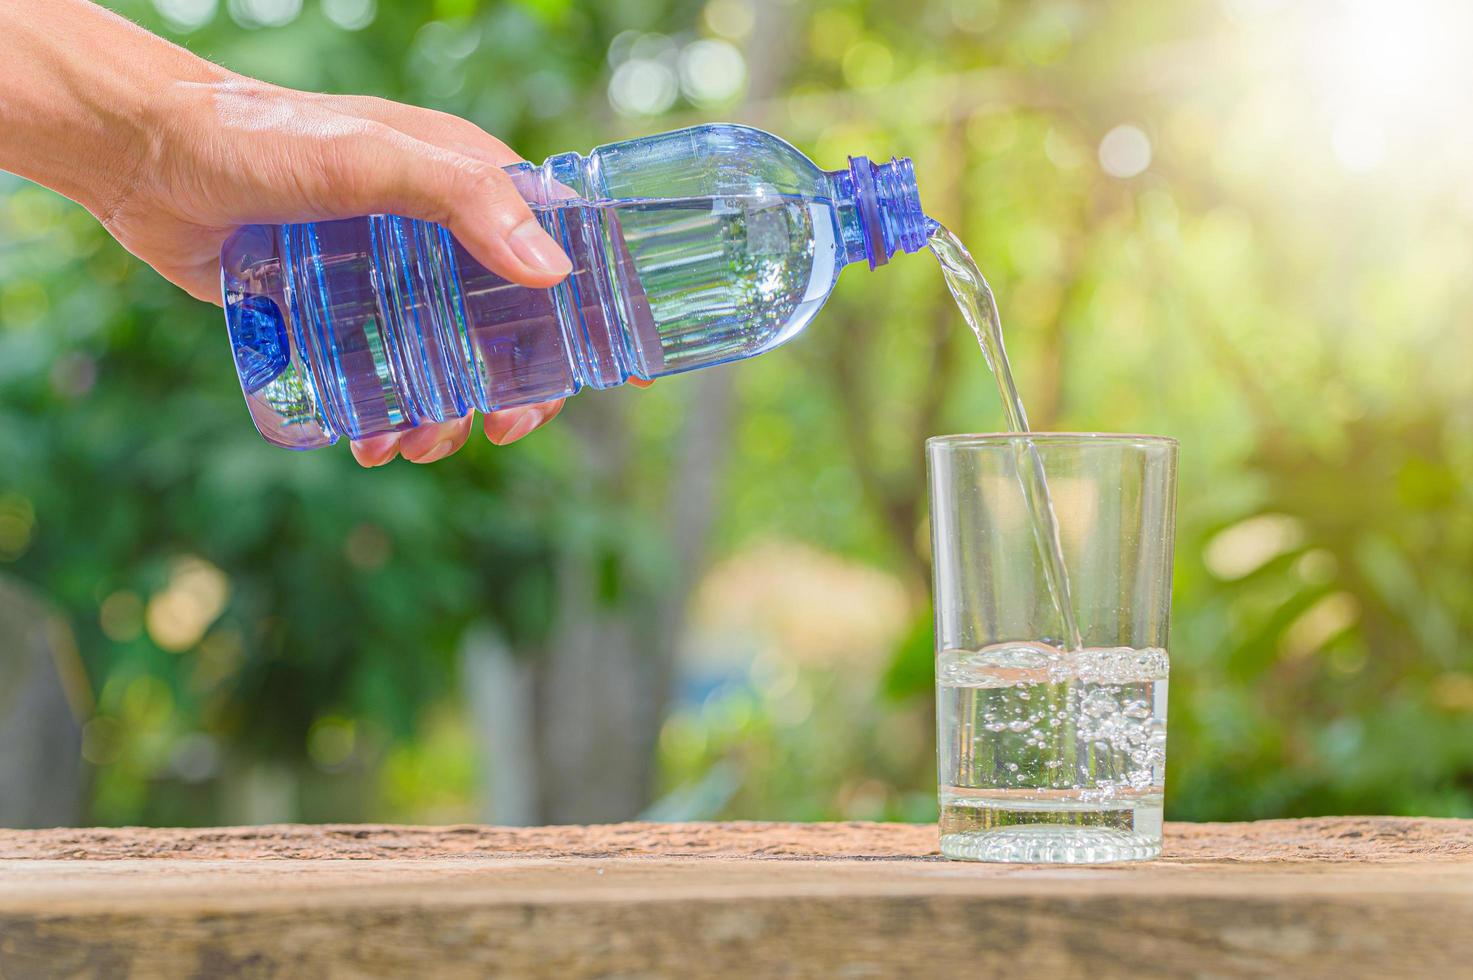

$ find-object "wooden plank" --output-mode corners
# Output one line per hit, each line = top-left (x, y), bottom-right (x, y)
(1, 818), (1469, 978)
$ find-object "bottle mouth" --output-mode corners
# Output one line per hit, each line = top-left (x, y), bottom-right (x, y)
(846, 155), (930, 269)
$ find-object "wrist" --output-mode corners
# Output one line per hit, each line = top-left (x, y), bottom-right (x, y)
(81, 30), (234, 226)
(0, 0), (229, 222)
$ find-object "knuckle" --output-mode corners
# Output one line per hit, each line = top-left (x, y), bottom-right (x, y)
(459, 163), (531, 217)
(458, 160), (510, 194)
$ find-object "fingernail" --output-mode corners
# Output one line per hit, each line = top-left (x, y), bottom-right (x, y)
(509, 220), (572, 278)
(495, 410), (542, 445)
(354, 435), (399, 467)
(414, 439), (455, 464)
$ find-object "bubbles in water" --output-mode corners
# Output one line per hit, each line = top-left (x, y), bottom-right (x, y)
(938, 643), (1168, 838)
(1082, 689), (1116, 718)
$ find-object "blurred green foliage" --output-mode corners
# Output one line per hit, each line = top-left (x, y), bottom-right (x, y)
(2, 0), (1471, 825)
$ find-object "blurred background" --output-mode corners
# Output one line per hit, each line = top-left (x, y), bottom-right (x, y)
(2, 0), (1471, 828)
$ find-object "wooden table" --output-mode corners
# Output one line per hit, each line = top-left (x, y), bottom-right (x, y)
(1, 818), (1470, 977)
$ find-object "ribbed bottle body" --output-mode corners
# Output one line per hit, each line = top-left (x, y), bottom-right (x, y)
(224, 206), (636, 447)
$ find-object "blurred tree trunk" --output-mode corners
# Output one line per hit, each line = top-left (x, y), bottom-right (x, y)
(532, 387), (665, 823)
(462, 625), (538, 825)
(467, 0), (796, 824)
(0, 576), (86, 828)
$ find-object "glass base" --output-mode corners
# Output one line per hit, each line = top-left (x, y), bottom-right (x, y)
(940, 825), (1160, 863)
(938, 794), (1163, 863)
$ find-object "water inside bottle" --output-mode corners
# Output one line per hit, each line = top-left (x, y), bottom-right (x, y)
(602, 194), (837, 372)
(926, 226), (1081, 650)
(451, 192), (839, 400)
(448, 193), (834, 406)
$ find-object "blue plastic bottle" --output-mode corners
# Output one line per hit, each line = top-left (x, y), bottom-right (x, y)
(221, 124), (930, 449)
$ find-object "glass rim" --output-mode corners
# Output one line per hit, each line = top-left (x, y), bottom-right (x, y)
(926, 432), (1178, 450)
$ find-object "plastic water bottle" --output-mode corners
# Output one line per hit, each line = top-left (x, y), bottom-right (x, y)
(221, 123), (930, 449)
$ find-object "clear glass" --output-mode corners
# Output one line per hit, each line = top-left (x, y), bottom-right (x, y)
(927, 433), (1178, 863)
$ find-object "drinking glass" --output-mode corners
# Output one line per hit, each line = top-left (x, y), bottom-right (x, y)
(927, 434), (1178, 863)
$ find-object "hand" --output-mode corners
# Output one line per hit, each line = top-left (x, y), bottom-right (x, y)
(0, 0), (570, 465)
(0, 3), (641, 464)
(111, 79), (572, 465)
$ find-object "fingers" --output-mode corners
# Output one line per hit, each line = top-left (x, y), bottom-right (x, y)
(317, 122), (570, 289)
(399, 414), (474, 463)
(349, 416), (470, 467)
(351, 432), (401, 467)
(483, 400), (563, 446)
(434, 157), (572, 289)
(350, 403), (559, 466)
(322, 95), (519, 169)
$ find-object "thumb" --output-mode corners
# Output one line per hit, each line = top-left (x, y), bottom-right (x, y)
(326, 125), (572, 288)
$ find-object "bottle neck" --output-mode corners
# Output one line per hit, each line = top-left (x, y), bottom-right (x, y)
(831, 155), (932, 270)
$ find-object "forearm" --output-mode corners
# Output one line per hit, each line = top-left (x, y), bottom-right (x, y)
(0, 0), (227, 219)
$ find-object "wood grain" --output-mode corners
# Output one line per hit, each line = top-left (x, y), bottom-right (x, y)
(1, 818), (1468, 978)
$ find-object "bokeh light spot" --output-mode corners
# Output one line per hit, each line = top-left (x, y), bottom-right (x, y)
(100, 591), (145, 643)
(703, 0), (754, 40)
(122, 675), (174, 726)
(679, 39), (747, 107)
(322, 0), (375, 30)
(309, 716), (358, 770)
(152, 0), (217, 31)
(1204, 514), (1305, 580)
(1282, 592), (1359, 658)
(1, 280), (49, 329)
(606, 29), (641, 67)
(609, 59), (679, 117)
(228, 0), (301, 27)
(1098, 124), (1153, 179)
(1043, 127), (1083, 171)
(146, 556), (231, 653)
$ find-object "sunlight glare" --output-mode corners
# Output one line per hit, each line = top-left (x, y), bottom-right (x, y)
(1313, 0), (1473, 170)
